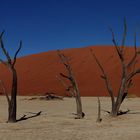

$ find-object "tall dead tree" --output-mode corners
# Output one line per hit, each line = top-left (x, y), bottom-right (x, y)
(57, 50), (85, 119)
(0, 31), (22, 122)
(91, 19), (140, 117)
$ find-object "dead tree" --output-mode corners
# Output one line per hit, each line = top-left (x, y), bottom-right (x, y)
(57, 50), (84, 119)
(0, 31), (22, 122)
(91, 19), (140, 117)
(96, 97), (102, 123)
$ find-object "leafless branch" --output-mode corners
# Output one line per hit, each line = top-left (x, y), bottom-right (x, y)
(90, 49), (115, 104)
(0, 39), (11, 64)
(127, 68), (140, 82)
(56, 76), (74, 96)
(13, 41), (22, 66)
(60, 73), (71, 80)
(109, 28), (122, 59)
(127, 32), (139, 68)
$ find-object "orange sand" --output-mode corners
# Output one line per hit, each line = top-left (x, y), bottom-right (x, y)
(0, 46), (140, 96)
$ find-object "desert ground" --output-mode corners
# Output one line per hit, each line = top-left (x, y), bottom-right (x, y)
(0, 96), (139, 140)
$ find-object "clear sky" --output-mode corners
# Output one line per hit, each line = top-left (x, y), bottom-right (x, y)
(0, 0), (140, 57)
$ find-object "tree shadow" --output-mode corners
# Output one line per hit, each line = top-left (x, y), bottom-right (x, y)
(102, 109), (140, 116)
(102, 109), (130, 116)
(127, 111), (140, 114)
(16, 111), (42, 122)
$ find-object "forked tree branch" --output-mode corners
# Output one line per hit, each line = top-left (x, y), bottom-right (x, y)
(0, 32), (11, 64)
(0, 31), (22, 67)
(90, 49), (115, 104)
(109, 28), (122, 59)
(127, 68), (140, 82)
(13, 41), (22, 66)
(60, 73), (71, 80)
(56, 75), (74, 96)
(127, 32), (140, 68)
(92, 19), (140, 117)
(0, 31), (22, 123)
(57, 50), (71, 69)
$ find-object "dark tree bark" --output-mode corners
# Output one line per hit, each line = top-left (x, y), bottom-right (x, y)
(8, 68), (17, 122)
(0, 31), (22, 122)
(96, 97), (102, 123)
(91, 19), (140, 117)
(57, 50), (84, 119)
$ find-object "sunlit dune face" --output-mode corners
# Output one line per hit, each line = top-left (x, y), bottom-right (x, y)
(0, 46), (139, 97)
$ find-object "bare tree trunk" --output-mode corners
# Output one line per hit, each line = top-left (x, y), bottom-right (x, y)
(96, 97), (102, 122)
(57, 50), (85, 119)
(91, 19), (140, 117)
(110, 107), (118, 117)
(74, 86), (83, 119)
(93, 48), (140, 117)
(0, 31), (22, 123)
(8, 68), (17, 122)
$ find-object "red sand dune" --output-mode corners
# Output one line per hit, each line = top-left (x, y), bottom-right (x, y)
(0, 45), (140, 97)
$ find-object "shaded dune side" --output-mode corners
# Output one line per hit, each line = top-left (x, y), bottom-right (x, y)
(0, 46), (140, 97)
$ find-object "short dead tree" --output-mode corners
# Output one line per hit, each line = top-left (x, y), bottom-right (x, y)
(0, 31), (22, 122)
(91, 20), (140, 117)
(96, 97), (102, 123)
(57, 50), (85, 119)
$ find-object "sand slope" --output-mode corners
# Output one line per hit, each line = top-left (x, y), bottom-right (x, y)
(0, 45), (140, 96)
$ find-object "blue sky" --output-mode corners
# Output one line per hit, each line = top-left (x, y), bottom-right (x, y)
(0, 0), (140, 57)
